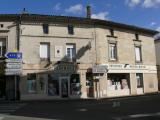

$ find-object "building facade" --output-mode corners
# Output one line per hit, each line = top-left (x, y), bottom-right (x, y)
(0, 14), (158, 100)
(155, 34), (160, 90)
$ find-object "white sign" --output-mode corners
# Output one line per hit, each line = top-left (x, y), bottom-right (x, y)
(5, 69), (22, 75)
(92, 65), (107, 73)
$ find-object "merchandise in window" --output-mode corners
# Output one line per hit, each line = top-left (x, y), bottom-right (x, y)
(27, 74), (36, 93)
(136, 73), (143, 88)
(107, 74), (130, 90)
(70, 74), (81, 96)
(48, 74), (59, 96)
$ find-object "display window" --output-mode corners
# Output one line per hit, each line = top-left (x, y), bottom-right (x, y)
(107, 73), (130, 90)
(70, 74), (81, 96)
(48, 74), (59, 96)
(27, 74), (36, 93)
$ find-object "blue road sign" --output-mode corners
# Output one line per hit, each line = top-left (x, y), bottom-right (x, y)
(5, 52), (22, 59)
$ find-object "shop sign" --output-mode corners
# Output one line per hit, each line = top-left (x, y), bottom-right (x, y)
(54, 64), (76, 72)
(107, 64), (147, 70)
(92, 65), (107, 73)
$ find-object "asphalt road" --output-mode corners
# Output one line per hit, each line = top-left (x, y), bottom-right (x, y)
(0, 94), (160, 120)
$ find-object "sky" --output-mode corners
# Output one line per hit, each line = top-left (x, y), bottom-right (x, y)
(0, 0), (160, 31)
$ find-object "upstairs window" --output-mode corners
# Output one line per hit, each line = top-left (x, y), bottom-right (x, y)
(0, 24), (3, 28)
(135, 46), (142, 62)
(135, 33), (139, 40)
(110, 29), (114, 36)
(0, 39), (6, 57)
(40, 43), (50, 60)
(43, 24), (49, 34)
(66, 44), (76, 61)
(68, 25), (74, 35)
(109, 43), (117, 61)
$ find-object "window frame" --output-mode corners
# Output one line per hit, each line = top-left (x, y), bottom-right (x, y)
(136, 73), (143, 88)
(135, 45), (142, 63)
(68, 25), (74, 35)
(0, 38), (7, 57)
(66, 44), (76, 62)
(39, 42), (50, 60)
(43, 24), (49, 34)
(108, 42), (117, 61)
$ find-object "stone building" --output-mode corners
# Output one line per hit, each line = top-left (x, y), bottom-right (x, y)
(155, 33), (160, 90)
(0, 11), (158, 100)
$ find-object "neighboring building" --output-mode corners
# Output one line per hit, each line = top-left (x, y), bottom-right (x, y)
(155, 33), (160, 90)
(0, 11), (158, 100)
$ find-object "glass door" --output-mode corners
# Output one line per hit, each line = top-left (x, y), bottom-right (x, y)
(59, 77), (70, 98)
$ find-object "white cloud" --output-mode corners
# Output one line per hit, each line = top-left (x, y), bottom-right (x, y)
(143, 0), (160, 8)
(53, 3), (61, 11)
(65, 4), (84, 14)
(125, 0), (141, 7)
(91, 12), (109, 20)
(150, 22), (156, 26)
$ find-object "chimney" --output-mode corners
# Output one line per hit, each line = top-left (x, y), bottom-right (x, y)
(86, 5), (91, 18)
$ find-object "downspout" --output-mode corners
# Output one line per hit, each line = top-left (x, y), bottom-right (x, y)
(16, 15), (21, 51)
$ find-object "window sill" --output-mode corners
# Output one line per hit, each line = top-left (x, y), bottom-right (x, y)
(109, 59), (118, 62)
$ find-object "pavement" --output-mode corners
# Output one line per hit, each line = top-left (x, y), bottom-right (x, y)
(0, 94), (160, 120)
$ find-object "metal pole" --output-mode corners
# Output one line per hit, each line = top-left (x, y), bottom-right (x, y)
(15, 75), (17, 100)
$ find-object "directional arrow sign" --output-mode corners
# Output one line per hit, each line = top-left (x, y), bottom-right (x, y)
(5, 52), (22, 59)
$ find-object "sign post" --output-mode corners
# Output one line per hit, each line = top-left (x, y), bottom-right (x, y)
(5, 52), (22, 100)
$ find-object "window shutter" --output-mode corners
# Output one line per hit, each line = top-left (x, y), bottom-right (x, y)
(40, 44), (48, 58)
(135, 47), (141, 61)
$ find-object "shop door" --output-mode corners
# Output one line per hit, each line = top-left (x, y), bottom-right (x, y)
(59, 77), (70, 98)
(0, 76), (6, 100)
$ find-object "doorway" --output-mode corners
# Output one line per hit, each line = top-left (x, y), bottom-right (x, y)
(0, 76), (6, 100)
(59, 77), (70, 98)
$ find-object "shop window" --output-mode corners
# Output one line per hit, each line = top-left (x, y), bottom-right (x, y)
(43, 24), (49, 34)
(135, 46), (142, 62)
(27, 74), (36, 93)
(86, 73), (94, 97)
(136, 73), (143, 88)
(48, 74), (59, 96)
(0, 39), (6, 57)
(66, 44), (76, 62)
(68, 25), (74, 35)
(107, 74), (130, 90)
(40, 43), (50, 60)
(109, 43), (117, 61)
(70, 74), (81, 96)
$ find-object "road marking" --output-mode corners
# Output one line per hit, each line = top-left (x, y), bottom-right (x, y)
(112, 112), (160, 120)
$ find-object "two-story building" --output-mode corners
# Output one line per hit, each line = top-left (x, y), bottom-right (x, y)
(0, 9), (158, 100)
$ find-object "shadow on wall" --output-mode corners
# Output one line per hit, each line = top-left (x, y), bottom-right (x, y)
(16, 42), (92, 100)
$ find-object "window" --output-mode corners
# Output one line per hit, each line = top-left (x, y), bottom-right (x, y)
(0, 39), (6, 57)
(110, 29), (114, 36)
(43, 24), (49, 34)
(27, 74), (36, 93)
(66, 44), (76, 61)
(136, 73), (143, 88)
(135, 46), (142, 62)
(40, 43), (50, 60)
(0, 24), (3, 28)
(68, 25), (74, 35)
(135, 33), (139, 40)
(109, 43), (117, 60)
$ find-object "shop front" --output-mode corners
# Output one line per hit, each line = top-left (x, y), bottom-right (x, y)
(107, 73), (130, 97)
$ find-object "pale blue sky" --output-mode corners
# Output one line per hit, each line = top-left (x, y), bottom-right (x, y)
(0, 0), (160, 31)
